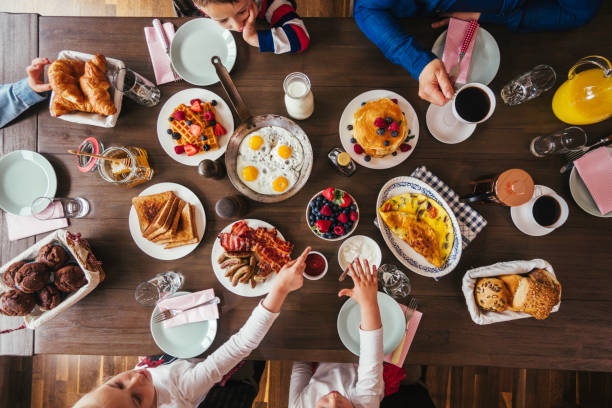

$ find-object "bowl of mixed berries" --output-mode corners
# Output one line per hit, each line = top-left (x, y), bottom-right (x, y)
(307, 187), (359, 241)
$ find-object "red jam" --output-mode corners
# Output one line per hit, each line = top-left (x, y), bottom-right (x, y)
(305, 253), (326, 276)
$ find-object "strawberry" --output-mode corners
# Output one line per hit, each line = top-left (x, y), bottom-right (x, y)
(373, 117), (386, 128)
(214, 123), (226, 137)
(322, 187), (335, 201)
(337, 213), (349, 223)
(189, 98), (201, 105)
(353, 144), (364, 154)
(203, 111), (215, 121)
(388, 121), (399, 132)
(174, 145), (185, 154)
(172, 110), (186, 121)
(184, 144), (199, 156)
(189, 124), (202, 137)
(333, 225), (345, 236)
(338, 193), (352, 208)
(320, 205), (332, 216)
(400, 143), (411, 152)
(350, 211), (359, 221)
(190, 100), (202, 113)
(314, 219), (331, 234)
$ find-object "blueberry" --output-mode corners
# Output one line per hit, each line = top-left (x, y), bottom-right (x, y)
(347, 222), (353, 229)
(347, 124), (353, 131)
(392, 151), (397, 156)
(350, 137), (356, 144)
(211, 99), (218, 106)
(168, 116), (174, 122)
(201, 135), (208, 141)
(350, 204), (356, 211)
(377, 128), (385, 135)
(392, 131), (399, 137)
(334, 205), (340, 211)
(361, 102), (366, 106)
(384, 140), (390, 146)
(167, 129), (173, 135)
(186, 120), (192, 126)
(209, 119), (216, 127)
(203, 144), (211, 151)
(364, 155), (371, 162)
(344, 209), (349, 215)
(385, 117), (393, 124)
(172, 132), (181, 140)
(310, 220), (314, 226)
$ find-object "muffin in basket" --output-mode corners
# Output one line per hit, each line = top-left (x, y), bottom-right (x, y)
(36, 284), (63, 311)
(2, 261), (26, 289)
(37, 243), (69, 270)
(55, 265), (87, 293)
(14, 262), (50, 294)
(0, 289), (36, 316)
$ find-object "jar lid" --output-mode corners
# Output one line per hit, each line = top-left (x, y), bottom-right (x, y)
(76, 137), (103, 173)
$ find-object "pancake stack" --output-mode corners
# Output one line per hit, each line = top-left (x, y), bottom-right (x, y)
(353, 98), (408, 157)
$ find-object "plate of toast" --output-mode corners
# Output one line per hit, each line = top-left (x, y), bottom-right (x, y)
(129, 182), (205, 260)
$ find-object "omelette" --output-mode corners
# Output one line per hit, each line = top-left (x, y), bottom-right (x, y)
(378, 193), (454, 268)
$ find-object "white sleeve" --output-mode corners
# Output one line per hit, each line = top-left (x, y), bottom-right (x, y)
(353, 328), (384, 406)
(289, 362), (313, 407)
(177, 302), (279, 403)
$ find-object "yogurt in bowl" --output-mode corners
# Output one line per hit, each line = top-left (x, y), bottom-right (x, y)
(338, 235), (382, 272)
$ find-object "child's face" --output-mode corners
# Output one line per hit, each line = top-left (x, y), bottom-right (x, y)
(81, 369), (156, 408)
(316, 391), (354, 408)
(201, 0), (253, 32)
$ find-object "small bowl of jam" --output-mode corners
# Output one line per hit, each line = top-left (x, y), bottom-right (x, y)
(304, 251), (328, 280)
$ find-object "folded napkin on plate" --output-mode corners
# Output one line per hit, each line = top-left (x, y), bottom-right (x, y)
(411, 166), (487, 249)
(4, 202), (68, 241)
(442, 18), (479, 84)
(384, 304), (422, 367)
(144, 22), (178, 85)
(574, 147), (612, 215)
(158, 289), (219, 329)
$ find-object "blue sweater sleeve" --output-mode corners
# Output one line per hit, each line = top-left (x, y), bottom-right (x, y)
(479, 0), (601, 32)
(354, 0), (437, 80)
(0, 79), (48, 129)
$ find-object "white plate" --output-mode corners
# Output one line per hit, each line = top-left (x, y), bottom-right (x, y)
(432, 27), (500, 85)
(339, 90), (419, 170)
(569, 146), (612, 217)
(128, 182), (206, 260)
(211, 219), (285, 297)
(156, 88), (235, 166)
(376, 177), (462, 278)
(426, 103), (476, 144)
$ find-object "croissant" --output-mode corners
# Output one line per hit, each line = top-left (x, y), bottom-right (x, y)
(48, 59), (86, 104)
(79, 55), (116, 116)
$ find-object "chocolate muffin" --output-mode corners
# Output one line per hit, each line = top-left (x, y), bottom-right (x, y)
(37, 243), (69, 270)
(54, 265), (87, 293)
(0, 289), (35, 316)
(2, 261), (26, 289)
(14, 262), (50, 294)
(36, 284), (63, 311)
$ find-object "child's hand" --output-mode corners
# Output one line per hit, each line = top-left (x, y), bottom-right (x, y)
(241, 1), (259, 48)
(338, 258), (378, 307)
(273, 247), (310, 294)
(26, 57), (52, 93)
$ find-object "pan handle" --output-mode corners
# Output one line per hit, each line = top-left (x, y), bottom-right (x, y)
(211, 56), (252, 124)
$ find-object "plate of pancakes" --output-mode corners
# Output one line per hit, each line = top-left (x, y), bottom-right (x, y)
(339, 90), (419, 169)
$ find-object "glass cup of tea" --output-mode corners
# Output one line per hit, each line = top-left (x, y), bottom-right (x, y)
(529, 126), (587, 157)
(134, 271), (184, 306)
(510, 185), (569, 236)
(31, 196), (91, 220)
(426, 83), (496, 144)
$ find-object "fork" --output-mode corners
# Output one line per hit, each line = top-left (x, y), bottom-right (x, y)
(153, 18), (182, 82)
(404, 297), (418, 323)
(560, 134), (612, 174)
(152, 296), (220, 324)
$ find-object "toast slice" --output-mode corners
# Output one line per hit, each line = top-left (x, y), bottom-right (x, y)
(132, 191), (176, 234)
(163, 204), (199, 249)
(144, 196), (179, 241)
(152, 199), (187, 243)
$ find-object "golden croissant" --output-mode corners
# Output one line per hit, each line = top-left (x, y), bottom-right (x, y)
(49, 54), (117, 117)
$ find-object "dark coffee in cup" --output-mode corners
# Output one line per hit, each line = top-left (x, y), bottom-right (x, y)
(532, 195), (561, 226)
(455, 86), (491, 122)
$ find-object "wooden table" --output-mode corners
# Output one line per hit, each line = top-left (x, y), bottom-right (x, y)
(2, 13), (612, 371)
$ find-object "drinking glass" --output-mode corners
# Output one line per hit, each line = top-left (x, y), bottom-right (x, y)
(135, 271), (184, 306)
(529, 126), (587, 157)
(377, 264), (411, 299)
(31, 197), (90, 220)
(111, 67), (160, 107)
(501, 65), (556, 106)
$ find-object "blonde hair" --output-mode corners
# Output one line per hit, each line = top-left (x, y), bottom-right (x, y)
(193, 0), (240, 8)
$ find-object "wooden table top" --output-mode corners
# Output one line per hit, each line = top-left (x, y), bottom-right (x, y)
(3, 14), (612, 371)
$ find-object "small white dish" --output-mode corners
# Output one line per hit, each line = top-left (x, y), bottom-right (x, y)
(303, 251), (328, 280)
(569, 146), (612, 217)
(510, 185), (569, 236)
(338, 235), (382, 272)
(426, 103), (476, 144)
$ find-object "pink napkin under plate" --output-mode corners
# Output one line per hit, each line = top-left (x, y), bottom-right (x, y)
(144, 22), (178, 85)
(442, 18), (479, 84)
(4, 201), (68, 241)
(157, 289), (219, 329)
(574, 146), (612, 215)
(384, 305), (422, 367)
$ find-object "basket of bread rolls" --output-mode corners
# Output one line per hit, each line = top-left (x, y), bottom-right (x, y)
(48, 50), (125, 128)
(462, 259), (561, 324)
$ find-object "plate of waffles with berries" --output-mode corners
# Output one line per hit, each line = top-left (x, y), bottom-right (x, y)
(156, 88), (235, 166)
(339, 90), (419, 170)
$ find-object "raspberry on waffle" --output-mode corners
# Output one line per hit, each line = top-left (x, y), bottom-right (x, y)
(168, 104), (218, 154)
(195, 102), (220, 150)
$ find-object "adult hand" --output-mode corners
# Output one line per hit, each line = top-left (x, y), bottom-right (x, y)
(26, 57), (52, 93)
(241, 1), (260, 48)
(338, 258), (378, 307)
(431, 12), (481, 29)
(418, 58), (454, 106)
(263, 247), (310, 313)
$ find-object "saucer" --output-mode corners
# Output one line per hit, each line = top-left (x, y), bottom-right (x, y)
(510, 185), (569, 236)
(426, 104), (476, 144)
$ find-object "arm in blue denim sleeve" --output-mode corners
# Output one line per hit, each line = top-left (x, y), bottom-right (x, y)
(0, 79), (48, 128)
(479, 0), (601, 32)
(354, 0), (436, 80)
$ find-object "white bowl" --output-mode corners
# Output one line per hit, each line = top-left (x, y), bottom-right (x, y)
(337, 235), (382, 272)
(303, 251), (328, 280)
(305, 189), (360, 241)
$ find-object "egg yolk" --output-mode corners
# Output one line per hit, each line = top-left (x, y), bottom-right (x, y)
(242, 166), (259, 181)
(278, 145), (292, 159)
(248, 135), (264, 150)
(272, 177), (289, 192)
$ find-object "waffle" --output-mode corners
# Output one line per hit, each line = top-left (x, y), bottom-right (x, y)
(168, 103), (219, 154)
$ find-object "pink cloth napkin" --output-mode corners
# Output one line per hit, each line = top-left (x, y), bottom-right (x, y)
(574, 146), (612, 215)
(442, 18), (479, 84)
(4, 201), (68, 241)
(144, 22), (178, 85)
(384, 305), (422, 367)
(158, 289), (219, 329)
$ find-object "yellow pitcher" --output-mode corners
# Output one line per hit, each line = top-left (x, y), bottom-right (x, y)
(552, 56), (612, 125)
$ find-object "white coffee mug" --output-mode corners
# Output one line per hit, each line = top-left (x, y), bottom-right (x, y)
(452, 82), (497, 124)
(510, 185), (569, 236)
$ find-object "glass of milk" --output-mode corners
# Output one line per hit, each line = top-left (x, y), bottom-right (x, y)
(283, 72), (314, 120)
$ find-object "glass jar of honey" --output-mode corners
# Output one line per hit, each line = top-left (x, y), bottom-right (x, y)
(98, 146), (154, 187)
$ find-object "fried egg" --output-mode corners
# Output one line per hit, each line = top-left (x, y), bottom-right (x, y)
(271, 130), (304, 171)
(238, 132), (272, 161)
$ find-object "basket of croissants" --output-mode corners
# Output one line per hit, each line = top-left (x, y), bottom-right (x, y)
(48, 50), (125, 127)
(0, 230), (104, 330)
(462, 259), (561, 324)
